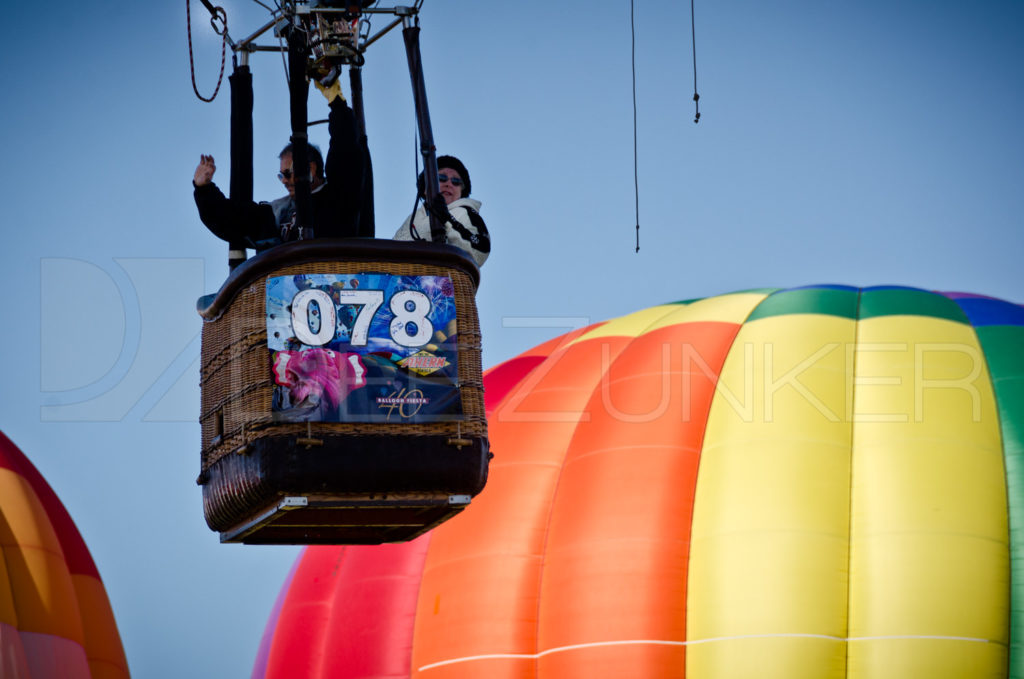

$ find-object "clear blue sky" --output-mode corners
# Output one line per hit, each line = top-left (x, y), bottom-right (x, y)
(1, 1), (1021, 677)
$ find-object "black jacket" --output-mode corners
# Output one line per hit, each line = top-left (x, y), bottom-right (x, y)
(194, 99), (368, 252)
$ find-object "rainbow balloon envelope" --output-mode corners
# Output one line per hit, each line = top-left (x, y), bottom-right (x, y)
(254, 285), (1024, 679)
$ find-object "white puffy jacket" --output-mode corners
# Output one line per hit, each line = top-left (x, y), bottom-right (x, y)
(393, 197), (490, 268)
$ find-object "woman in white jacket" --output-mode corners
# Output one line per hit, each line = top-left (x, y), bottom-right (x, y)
(393, 155), (490, 268)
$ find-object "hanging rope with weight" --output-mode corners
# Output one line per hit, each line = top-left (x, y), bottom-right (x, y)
(630, 0), (641, 253)
(691, 0), (700, 123)
(628, 0), (702, 253)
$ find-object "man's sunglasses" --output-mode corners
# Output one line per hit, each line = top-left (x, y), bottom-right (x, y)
(278, 169), (303, 180)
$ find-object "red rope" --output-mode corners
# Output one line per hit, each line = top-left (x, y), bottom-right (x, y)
(187, 0), (227, 102)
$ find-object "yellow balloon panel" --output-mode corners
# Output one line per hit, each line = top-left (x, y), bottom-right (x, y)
(2, 549), (84, 643)
(0, 470), (85, 643)
(687, 636), (846, 679)
(0, 471), (64, 553)
(688, 313), (856, 679)
(848, 637), (1002, 679)
(848, 315), (1008, 678)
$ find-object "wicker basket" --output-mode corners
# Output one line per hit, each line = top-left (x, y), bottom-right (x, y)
(197, 239), (489, 543)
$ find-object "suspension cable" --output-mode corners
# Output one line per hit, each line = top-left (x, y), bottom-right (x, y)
(187, 0), (228, 102)
(409, 127), (424, 241)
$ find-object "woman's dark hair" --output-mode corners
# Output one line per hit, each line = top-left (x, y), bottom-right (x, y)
(417, 155), (471, 198)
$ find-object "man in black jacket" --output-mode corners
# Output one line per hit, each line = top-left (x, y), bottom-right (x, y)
(192, 81), (368, 253)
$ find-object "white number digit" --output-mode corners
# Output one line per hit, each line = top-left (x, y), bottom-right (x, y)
(336, 289), (384, 346)
(291, 289), (336, 346)
(291, 286), (434, 348)
(389, 290), (433, 347)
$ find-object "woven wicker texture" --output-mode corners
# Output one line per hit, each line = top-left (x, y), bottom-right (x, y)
(200, 258), (485, 472)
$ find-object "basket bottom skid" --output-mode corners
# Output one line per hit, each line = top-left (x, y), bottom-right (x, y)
(201, 432), (489, 545)
(220, 492), (471, 544)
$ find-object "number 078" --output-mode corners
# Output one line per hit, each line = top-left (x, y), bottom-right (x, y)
(289, 288), (434, 348)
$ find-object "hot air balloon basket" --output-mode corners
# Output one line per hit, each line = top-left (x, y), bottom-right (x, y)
(195, 239), (489, 544)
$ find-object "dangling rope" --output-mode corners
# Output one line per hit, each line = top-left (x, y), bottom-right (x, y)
(408, 127), (424, 241)
(691, 0), (701, 123)
(630, 0), (640, 253)
(187, 0), (228, 102)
